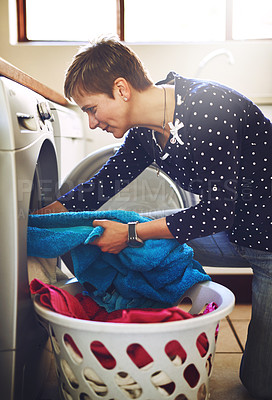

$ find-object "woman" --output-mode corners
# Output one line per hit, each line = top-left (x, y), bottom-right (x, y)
(41, 36), (272, 399)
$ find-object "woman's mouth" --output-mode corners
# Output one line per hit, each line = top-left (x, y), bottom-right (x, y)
(104, 125), (113, 133)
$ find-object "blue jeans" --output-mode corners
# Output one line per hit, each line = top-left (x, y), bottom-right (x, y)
(188, 232), (272, 399)
(145, 211), (272, 398)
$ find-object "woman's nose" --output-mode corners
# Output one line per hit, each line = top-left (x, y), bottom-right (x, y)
(88, 114), (99, 129)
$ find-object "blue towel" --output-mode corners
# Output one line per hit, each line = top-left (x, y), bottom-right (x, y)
(28, 210), (210, 312)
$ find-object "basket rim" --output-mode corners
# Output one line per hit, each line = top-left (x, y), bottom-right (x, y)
(33, 281), (235, 333)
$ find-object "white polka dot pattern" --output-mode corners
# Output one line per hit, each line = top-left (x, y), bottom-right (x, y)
(58, 73), (272, 252)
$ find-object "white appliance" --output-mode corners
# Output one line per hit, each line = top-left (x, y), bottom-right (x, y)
(0, 75), (193, 400)
(59, 143), (197, 215)
(0, 77), (59, 400)
(48, 101), (85, 184)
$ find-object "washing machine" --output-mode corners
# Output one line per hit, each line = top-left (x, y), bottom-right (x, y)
(0, 76), (59, 400)
(0, 74), (198, 400)
(59, 143), (199, 216)
(48, 100), (85, 184)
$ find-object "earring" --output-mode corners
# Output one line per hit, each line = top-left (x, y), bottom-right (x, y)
(123, 97), (128, 102)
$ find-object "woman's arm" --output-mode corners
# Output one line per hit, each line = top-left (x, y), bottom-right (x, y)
(91, 217), (174, 254)
(33, 200), (68, 214)
(137, 218), (174, 240)
(57, 129), (153, 212)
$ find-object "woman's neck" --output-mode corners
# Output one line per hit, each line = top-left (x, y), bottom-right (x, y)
(129, 85), (175, 139)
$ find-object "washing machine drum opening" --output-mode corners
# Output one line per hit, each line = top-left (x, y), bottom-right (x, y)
(29, 168), (43, 212)
(59, 144), (198, 217)
(29, 140), (58, 213)
(99, 166), (185, 215)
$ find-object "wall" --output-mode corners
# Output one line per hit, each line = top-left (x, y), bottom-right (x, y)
(1, 0), (272, 148)
(2, 1), (272, 98)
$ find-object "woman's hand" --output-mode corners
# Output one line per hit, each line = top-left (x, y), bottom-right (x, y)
(91, 220), (128, 254)
(90, 217), (174, 254)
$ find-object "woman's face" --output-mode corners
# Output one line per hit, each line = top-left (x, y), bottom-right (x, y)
(73, 88), (131, 139)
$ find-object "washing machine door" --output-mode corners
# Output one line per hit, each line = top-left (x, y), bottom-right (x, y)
(0, 137), (58, 400)
(59, 144), (198, 216)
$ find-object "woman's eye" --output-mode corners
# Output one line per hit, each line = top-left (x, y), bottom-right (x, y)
(87, 107), (97, 115)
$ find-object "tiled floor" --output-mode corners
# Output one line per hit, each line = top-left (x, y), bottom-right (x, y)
(209, 304), (256, 400)
(40, 304), (256, 400)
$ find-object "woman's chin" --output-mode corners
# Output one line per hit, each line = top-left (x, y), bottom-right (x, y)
(111, 129), (128, 139)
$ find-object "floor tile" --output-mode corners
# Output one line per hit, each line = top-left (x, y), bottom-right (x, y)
(230, 304), (252, 320)
(231, 319), (250, 349)
(209, 353), (255, 400)
(39, 355), (59, 400)
(215, 318), (242, 353)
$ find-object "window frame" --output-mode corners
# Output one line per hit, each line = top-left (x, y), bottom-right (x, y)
(17, 0), (27, 42)
(17, 0), (125, 42)
(16, 0), (271, 43)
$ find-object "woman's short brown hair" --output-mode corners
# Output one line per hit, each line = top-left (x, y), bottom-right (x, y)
(64, 36), (153, 100)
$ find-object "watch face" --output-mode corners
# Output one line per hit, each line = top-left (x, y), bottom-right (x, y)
(128, 239), (144, 248)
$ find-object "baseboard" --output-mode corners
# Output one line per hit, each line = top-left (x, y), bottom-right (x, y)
(209, 274), (252, 304)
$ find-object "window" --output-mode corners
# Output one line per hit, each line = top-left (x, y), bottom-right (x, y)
(17, 0), (272, 43)
(232, 0), (272, 40)
(22, 0), (118, 41)
(125, 0), (226, 42)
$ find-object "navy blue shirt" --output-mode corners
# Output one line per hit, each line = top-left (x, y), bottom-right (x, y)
(58, 73), (272, 252)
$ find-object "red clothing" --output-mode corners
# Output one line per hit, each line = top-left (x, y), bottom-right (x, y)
(30, 278), (216, 325)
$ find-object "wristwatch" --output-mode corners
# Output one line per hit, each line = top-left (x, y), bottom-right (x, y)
(127, 221), (144, 248)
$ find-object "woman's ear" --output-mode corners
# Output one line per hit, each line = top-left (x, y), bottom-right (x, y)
(113, 77), (131, 101)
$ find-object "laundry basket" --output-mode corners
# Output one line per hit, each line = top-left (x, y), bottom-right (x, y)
(33, 280), (235, 400)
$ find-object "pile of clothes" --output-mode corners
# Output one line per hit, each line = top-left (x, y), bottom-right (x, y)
(28, 210), (211, 312)
(28, 210), (215, 398)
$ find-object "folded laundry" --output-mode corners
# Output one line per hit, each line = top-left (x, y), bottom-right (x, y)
(28, 210), (210, 312)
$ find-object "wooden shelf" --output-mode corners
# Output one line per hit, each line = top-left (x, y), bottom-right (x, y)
(0, 57), (68, 106)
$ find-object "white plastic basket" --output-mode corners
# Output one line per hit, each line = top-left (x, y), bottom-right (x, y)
(34, 280), (235, 400)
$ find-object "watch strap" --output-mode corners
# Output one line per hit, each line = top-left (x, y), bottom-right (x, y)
(127, 221), (144, 246)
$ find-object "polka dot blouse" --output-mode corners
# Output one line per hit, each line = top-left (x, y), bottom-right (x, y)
(58, 72), (272, 252)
